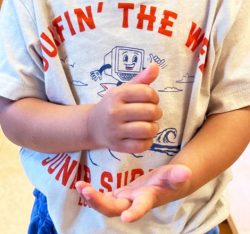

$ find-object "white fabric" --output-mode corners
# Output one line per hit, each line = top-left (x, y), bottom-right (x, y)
(0, 0), (250, 233)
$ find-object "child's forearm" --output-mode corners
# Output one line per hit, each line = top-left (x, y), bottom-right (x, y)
(0, 64), (161, 154)
(0, 97), (98, 153)
(170, 107), (250, 195)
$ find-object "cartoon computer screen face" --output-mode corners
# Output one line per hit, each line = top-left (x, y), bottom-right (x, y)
(104, 46), (145, 82)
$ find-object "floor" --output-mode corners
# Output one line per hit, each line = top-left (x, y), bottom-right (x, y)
(0, 128), (240, 234)
(219, 221), (233, 234)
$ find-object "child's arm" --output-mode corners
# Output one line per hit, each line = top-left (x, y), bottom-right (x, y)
(170, 106), (250, 194)
(76, 107), (249, 222)
(0, 64), (161, 153)
(0, 97), (96, 152)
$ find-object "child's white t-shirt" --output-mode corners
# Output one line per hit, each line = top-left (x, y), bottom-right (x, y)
(0, 0), (249, 233)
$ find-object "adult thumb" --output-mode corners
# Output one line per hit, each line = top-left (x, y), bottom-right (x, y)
(127, 63), (160, 85)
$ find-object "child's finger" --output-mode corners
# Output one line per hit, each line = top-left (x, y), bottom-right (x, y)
(120, 192), (154, 223)
(83, 187), (131, 217)
(76, 182), (131, 217)
(120, 103), (162, 121)
(160, 165), (192, 189)
(75, 181), (92, 206)
(118, 85), (160, 104)
(126, 63), (160, 85)
(75, 181), (91, 191)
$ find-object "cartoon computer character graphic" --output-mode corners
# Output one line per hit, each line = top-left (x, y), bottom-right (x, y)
(90, 46), (145, 86)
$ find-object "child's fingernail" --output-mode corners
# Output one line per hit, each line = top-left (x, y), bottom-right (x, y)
(75, 182), (82, 193)
(82, 187), (92, 200)
(121, 211), (132, 223)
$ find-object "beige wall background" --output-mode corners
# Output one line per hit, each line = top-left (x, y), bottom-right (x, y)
(0, 129), (33, 234)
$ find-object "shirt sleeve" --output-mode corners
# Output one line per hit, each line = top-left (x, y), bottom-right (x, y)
(207, 0), (250, 115)
(0, 0), (46, 101)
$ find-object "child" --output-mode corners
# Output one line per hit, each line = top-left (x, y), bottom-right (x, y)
(0, 0), (249, 233)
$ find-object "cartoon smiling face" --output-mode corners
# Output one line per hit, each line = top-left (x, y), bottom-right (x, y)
(117, 48), (143, 74)
(122, 51), (138, 70)
(104, 46), (145, 82)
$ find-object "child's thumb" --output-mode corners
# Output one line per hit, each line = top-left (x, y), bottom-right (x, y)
(163, 165), (192, 189)
(127, 63), (160, 85)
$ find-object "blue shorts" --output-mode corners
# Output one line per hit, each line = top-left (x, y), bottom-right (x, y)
(28, 189), (58, 234)
(28, 189), (219, 234)
(206, 226), (220, 234)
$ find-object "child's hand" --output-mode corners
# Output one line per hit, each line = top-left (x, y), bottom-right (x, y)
(87, 63), (163, 153)
(75, 164), (191, 222)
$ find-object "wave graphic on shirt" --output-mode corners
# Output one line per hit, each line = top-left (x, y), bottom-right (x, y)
(89, 128), (180, 166)
(150, 128), (180, 156)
